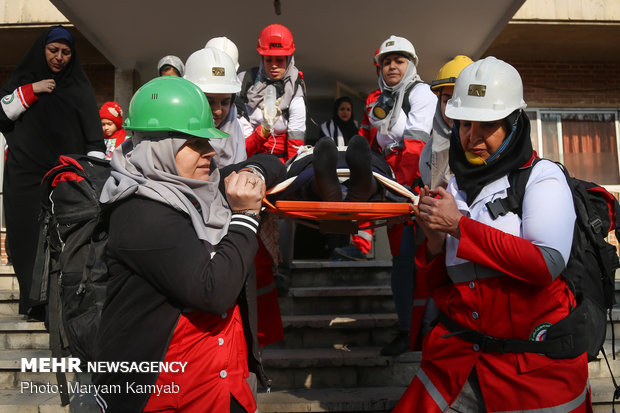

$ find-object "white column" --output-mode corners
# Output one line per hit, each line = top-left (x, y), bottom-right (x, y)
(114, 69), (135, 116)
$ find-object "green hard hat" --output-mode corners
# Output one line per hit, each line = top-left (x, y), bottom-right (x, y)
(124, 76), (228, 139)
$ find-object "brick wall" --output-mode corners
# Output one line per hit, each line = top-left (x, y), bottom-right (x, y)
(84, 64), (116, 106)
(508, 60), (620, 108)
(1, 231), (6, 266)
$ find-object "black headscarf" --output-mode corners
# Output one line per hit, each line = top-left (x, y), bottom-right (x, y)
(332, 96), (358, 144)
(0, 25), (104, 182)
(448, 111), (533, 205)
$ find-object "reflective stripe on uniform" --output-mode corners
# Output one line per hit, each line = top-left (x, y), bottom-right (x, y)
(95, 393), (108, 412)
(257, 281), (276, 297)
(356, 230), (373, 241)
(495, 381), (589, 413)
(416, 367), (450, 411)
(413, 298), (427, 307)
(446, 261), (506, 283)
(403, 129), (431, 143)
(288, 130), (305, 141)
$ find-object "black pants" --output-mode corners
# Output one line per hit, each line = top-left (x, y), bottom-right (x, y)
(4, 181), (41, 314)
(230, 395), (247, 413)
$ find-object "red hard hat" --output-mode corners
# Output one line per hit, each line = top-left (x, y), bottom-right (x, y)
(257, 24), (295, 56)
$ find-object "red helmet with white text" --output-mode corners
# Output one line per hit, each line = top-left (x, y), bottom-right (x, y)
(257, 24), (295, 56)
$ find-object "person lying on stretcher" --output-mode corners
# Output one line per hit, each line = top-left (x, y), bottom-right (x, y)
(268, 135), (416, 204)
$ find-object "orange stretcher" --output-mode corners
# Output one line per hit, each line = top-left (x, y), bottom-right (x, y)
(263, 200), (414, 221)
(263, 169), (418, 232)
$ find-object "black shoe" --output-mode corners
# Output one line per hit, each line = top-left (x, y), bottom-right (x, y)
(345, 135), (376, 202)
(25, 305), (46, 323)
(381, 331), (410, 356)
(312, 137), (342, 202)
(331, 244), (367, 261)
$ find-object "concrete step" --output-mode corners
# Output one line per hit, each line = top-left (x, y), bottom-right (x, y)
(0, 350), (66, 390)
(263, 347), (420, 369)
(269, 314), (399, 349)
(262, 347), (419, 390)
(0, 349), (52, 370)
(0, 291), (18, 316)
(0, 378), (615, 413)
(280, 286), (395, 316)
(257, 386), (405, 412)
(0, 391), (71, 413)
(591, 376), (620, 411)
(605, 308), (620, 341)
(255, 378), (620, 413)
(282, 313), (398, 330)
(0, 316), (49, 350)
(0, 266), (15, 275)
(588, 356), (620, 379)
(289, 286), (393, 298)
(0, 277), (17, 293)
(288, 260), (392, 288)
(0, 266), (17, 292)
(0, 379), (99, 413)
(589, 340), (620, 380)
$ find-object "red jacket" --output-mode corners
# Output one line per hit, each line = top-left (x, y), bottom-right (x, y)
(245, 125), (302, 162)
(396, 216), (591, 412)
(144, 307), (256, 413)
(359, 89), (381, 153)
(383, 139), (426, 188)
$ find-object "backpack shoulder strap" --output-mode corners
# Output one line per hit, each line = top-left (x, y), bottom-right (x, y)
(240, 66), (259, 103)
(236, 67), (261, 122)
(401, 80), (425, 115)
(486, 158), (540, 220)
(281, 71), (308, 124)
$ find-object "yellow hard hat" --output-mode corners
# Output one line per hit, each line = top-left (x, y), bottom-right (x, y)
(431, 55), (474, 91)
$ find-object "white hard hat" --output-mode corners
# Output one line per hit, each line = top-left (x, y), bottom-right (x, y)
(184, 47), (241, 94)
(205, 36), (240, 71)
(157, 55), (185, 77)
(445, 56), (527, 122)
(375, 35), (418, 67)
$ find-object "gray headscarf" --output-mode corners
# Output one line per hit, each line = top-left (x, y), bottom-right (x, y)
(100, 132), (231, 246)
(372, 56), (422, 135)
(210, 103), (247, 167)
(419, 98), (453, 188)
(245, 56), (300, 112)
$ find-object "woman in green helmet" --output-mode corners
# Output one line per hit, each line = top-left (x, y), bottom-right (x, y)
(93, 76), (285, 413)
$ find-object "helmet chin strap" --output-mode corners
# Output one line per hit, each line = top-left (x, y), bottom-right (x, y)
(454, 110), (521, 166)
(484, 110), (522, 164)
(484, 122), (517, 164)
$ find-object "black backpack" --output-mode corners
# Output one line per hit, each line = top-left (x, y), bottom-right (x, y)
(30, 154), (111, 405)
(486, 158), (620, 362)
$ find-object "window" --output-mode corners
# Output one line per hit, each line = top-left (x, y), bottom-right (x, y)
(526, 110), (620, 189)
